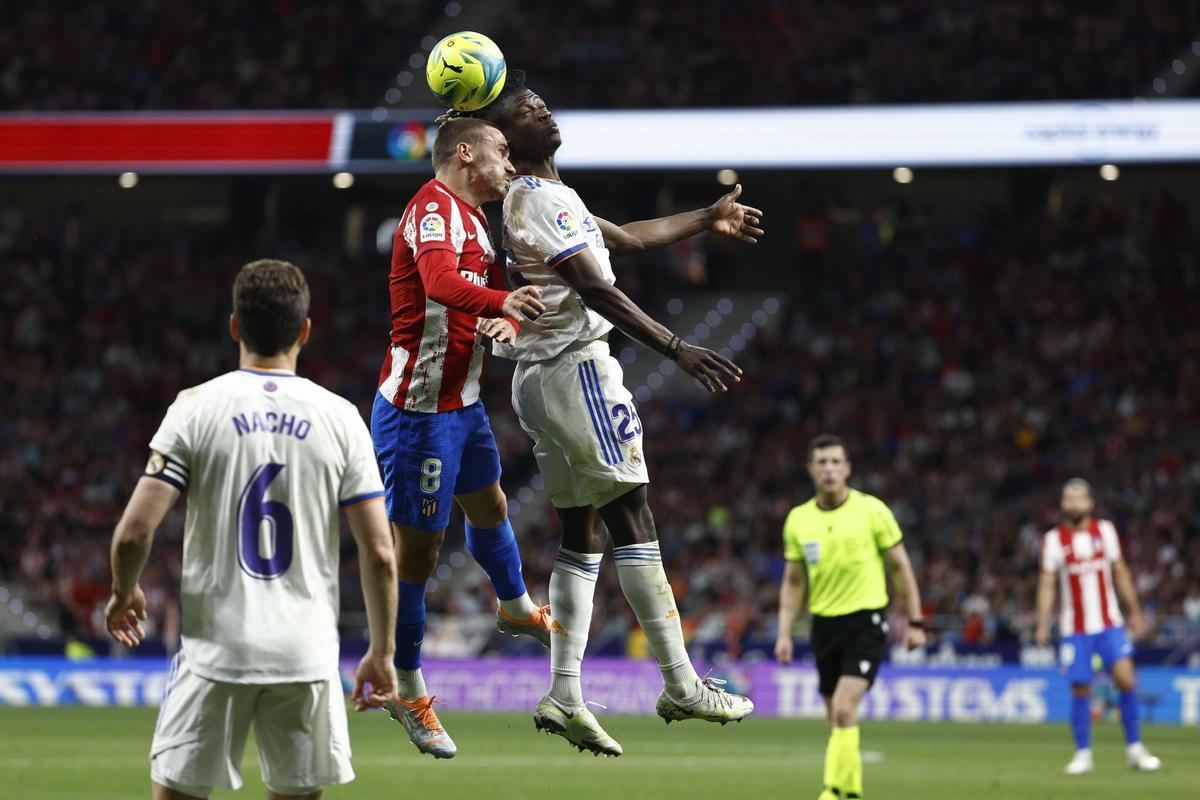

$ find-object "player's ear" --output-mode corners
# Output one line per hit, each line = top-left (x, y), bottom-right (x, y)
(297, 317), (312, 348)
(229, 314), (240, 343)
(458, 141), (473, 164)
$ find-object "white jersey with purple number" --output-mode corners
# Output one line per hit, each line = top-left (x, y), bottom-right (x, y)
(494, 175), (615, 363)
(147, 368), (383, 683)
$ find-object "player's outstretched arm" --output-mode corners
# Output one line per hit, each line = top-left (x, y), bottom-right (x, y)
(1034, 570), (1057, 646)
(106, 476), (181, 647)
(595, 183), (764, 255)
(775, 561), (807, 664)
(1111, 558), (1145, 639)
(557, 248), (742, 391)
(345, 498), (400, 709)
(883, 542), (927, 650)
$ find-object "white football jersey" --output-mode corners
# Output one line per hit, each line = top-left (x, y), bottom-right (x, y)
(147, 368), (384, 683)
(494, 175), (615, 363)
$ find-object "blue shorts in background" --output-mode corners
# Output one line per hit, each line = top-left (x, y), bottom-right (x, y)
(370, 395), (502, 532)
(1060, 626), (1134, 684)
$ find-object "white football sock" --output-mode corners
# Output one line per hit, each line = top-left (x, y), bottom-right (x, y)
(398, 668), (427, 701)
(613, 541), (699, 698)
(498, 592), (539, 619)
(548, 548), (602, 707)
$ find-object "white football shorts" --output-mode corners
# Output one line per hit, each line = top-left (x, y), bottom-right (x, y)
(150, 653), (353, 798)
(512, 338), (649, 508)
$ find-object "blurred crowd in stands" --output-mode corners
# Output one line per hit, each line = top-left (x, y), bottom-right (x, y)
(2, 186), (1197, 659)
(1, 1), (1192, 110)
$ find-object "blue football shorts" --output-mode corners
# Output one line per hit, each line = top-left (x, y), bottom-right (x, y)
(1060, 626), (1134, 684)
(370, 394), (501, 532)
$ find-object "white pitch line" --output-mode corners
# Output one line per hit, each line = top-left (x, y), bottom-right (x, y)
(0, 754), (819, 771)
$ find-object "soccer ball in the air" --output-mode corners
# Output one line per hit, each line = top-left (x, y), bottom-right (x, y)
(426, 31), (507, 112)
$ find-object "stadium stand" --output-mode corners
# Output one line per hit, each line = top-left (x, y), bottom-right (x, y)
(2, 190), (1196, 657)
(1, 1), (1194, 110)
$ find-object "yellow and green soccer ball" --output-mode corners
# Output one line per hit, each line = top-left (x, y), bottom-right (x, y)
(426, 31), (507, 112)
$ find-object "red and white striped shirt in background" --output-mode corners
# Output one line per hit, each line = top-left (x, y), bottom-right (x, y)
(377, 179), (512, 414)
(1041, 518), (1125, 636)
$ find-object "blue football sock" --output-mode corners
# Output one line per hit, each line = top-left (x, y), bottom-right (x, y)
(465, 519), (527, 601)
(1070, 692), (1091, 750)
(1119, 690), (1141, 744)
(395, 580), (426, 670)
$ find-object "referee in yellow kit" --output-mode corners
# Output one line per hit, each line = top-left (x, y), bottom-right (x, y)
(775, 434), (927, 800)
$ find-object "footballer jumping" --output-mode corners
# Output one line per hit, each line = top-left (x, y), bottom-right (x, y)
(453, 69), (764, 755)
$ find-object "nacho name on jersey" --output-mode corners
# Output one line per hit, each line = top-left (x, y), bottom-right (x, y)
(231, 410), (313, 440)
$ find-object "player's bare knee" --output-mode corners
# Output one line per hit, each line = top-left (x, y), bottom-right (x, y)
(831, 703), (858, 728)
(152, 781), (205, 800)
(397, 528), (444, 581)
(599, 487), (656, 547)
(468, 494), (507, 528)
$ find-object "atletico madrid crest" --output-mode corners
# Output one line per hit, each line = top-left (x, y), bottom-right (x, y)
(421, 496), (440, 518)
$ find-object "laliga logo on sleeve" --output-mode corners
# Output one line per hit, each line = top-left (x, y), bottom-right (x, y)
(420, 213), (446, 242)
(555, 209), (575, 233)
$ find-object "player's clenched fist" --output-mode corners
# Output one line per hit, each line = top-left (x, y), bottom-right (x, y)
(774, 635), (794, 665)
(675, 341), (742, 392)
(502, 285), (545, 318)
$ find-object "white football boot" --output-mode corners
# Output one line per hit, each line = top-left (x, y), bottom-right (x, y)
(387, 695), (457, 759)
(656, 676), (754, 725)
(1064, 748), (1094, 775)
(1126, 742), (1162, 771)
(532, 694), (623, 757)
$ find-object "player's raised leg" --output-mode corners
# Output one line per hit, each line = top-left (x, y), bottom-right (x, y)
(453, 482), (552, 642)
(458, 482), (550, 640)
(533, 505), (622, 756)
(599, 485), (754, 724)
(453, 405), (550, 644)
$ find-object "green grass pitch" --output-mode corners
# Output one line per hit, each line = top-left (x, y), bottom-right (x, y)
(1, 707), (1195, 799)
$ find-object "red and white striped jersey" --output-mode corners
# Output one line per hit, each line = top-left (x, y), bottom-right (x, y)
(377, 179), (503, 414)
(1041, 518), (1125, 635)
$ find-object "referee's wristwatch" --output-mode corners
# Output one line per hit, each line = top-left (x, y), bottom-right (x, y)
(908, 619), (926, 629)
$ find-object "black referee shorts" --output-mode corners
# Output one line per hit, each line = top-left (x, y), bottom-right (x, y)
(811, 608), (889, 697)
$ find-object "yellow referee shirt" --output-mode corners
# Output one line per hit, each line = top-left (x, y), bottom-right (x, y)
(782, 489), (903, 617)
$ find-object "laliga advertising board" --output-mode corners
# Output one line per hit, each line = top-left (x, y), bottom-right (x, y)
(2, 657), (1199, 725)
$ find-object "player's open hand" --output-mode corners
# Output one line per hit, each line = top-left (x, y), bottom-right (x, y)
(104, 585), (148, 647)
(502, 285), (545, 319)
(774, 636), (794, 665)
(1034, 623), (1050, 647)
(352, 648), (399, 711)
(707, 184), (764, 244)
(478, 317), (518, 345)
(675, 341), (742, 392)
